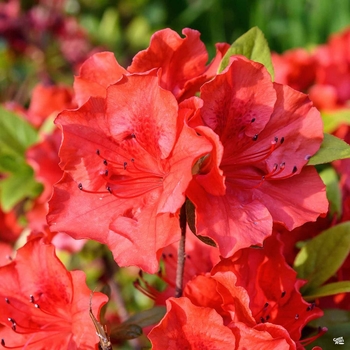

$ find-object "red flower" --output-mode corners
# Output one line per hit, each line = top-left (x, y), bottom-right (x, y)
(73, 29), (229, 106)
(186, 56), (328, 257)
(26, 84), (76, 128)
(48, 71), (212, 273)
(272, 48), (316, 92)
(0, 237), (108, 349)
(149, 235), (324, 350)
(128, 28), (229, 101)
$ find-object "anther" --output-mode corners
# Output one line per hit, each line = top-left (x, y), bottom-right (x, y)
(251, 118), (256, 123)
(34, 304), (40, 308)
(280, 137), (285, 144)
(29, 295), (34, 303)
(103, 160), (108, 166)
(264, 302), (269, 308)
(1, 339), (5, 346)
(252, 134), (258, 141)
(260, 317), (265, 323)
(104, 170), (108, 176)
(123, 162), (127, 170)
(78, 183), (83, 190)
(8, 318), (16, 331)
(292, 166), (298, 173)
(281, 291), (286, 298)
(274, 136), (278, 143)
(295, 314), (299, 320)
(106, 186), (112, 193)
(5, 298), (9, 304)
(96, 149), (100, 155)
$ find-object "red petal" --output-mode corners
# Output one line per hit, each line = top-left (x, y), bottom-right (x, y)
(149, 297), (237, 349)
(74, 51), (127, 106)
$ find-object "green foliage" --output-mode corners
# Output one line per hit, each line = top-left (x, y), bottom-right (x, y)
(0, 106), (41, 211)
(319, 167), (342, 218)
(322, 109), (350, 133)
(294, 222), (350, 296)
(218, 27), (274, 79)
(308, 133), (350, 165)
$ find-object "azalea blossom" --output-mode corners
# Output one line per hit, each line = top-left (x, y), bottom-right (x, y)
(0, 237), (108, 349)
(48, 71), (212, 273)
(186, 56), (328, 257)
(149, 235), (325, 350)
(73, 28), (229, 106)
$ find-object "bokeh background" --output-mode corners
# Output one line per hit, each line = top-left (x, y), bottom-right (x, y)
(1, 0), (350, 104)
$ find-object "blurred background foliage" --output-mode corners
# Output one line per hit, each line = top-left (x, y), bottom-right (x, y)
(1, 0), (350, 105)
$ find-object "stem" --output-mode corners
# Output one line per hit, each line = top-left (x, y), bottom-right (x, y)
(175, 201), (187, 298)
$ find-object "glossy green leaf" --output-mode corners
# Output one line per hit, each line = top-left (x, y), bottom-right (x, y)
(319, 167), (342, 218)
(294, 222), (350, 294)
(322, 109), (350, 133)
(304, 281), (350, 300)
(0, 106), (38, 156)
(307, 133), (350, 165)
(218, 26), (274, 80)
(0, 164), (43, 211)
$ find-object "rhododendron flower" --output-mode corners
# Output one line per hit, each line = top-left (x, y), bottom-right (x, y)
(27, 84), (76, 128)
(74, 28), (229, 106)
(0, 237), (108, 349)
(272, 48), (316, 92)
(128, 28), (230, 101)
(149, 235), (324, 350)
(186, 56), (328, 257)
(48, 71), (212, 273)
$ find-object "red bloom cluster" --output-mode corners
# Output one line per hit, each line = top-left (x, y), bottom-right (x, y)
(48, 28), (327, 273)
(149, 235), (324, 349)
(1, 25), (337, 349)
(0, 238), (107, 349)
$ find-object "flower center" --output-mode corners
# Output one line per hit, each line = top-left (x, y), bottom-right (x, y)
(78, 134), (165, 198)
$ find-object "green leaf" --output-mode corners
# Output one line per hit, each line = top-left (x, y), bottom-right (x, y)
(307, 133), (350, 165)
(304, 281), (350, 300)
(218, 26), (275, 80)
(0, 106), (38, 157)
(110, 306), (166, 340)
(322, 109), (350, 133)
(294, 222), (350, 294)
(319, 167), (342, 218)
(0, 164), (43, 211)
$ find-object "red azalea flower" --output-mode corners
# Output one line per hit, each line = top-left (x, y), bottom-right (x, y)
(186, 56), (328, 257)
(149, 235), (324, 350)
(312, 28), (350, 108)
(27, 84), (76, 128)
(128, 28), (229, 101)
(272, 48), (316, 92)
(26, 128), (63, 203)
(73, 30), (229, 107)
(48, 71), (212, 273)
(0, 238), (108, 349)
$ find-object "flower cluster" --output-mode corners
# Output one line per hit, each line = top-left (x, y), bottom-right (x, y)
(2, 24), (350, 350)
